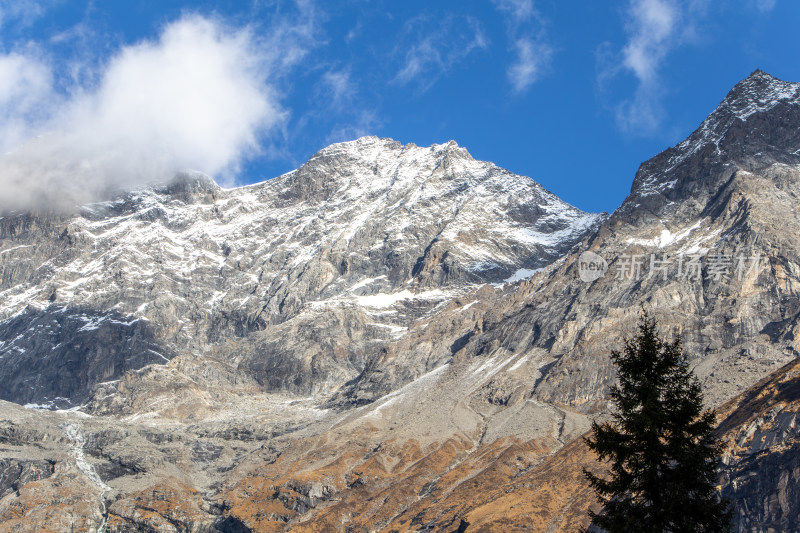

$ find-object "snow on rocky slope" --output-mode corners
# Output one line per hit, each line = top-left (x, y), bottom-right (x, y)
(0, 136), (602, 406)
(620, 69), (800, 223)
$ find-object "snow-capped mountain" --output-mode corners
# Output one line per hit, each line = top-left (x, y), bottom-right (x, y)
(620, 69), (800, 223)
(0, 136), (602, 406)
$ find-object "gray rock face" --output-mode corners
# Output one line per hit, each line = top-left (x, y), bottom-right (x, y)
(0, 306), (171, 407)
(0, 137), (601, 405)
(0, 458), (54, 499)
(619, 69), (800, 225)
(315, 73), (800, 462)
(716, 358), (800, 533)
(522, 71), (800, 411)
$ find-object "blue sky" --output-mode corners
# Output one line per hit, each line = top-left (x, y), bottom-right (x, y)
(0, 1), (798, 213)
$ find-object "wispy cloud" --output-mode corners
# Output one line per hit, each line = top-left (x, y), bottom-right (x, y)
(599, 0), (691, 134)
(345, 21), (362, 44)
(622, 0), (679, 85)
(754, 0), (776, 13)
(0, 12), (316, 211)
(324, 110), (381, 145)
(321, 68), (355, 110)
(619, 0), (679, 132)
(493, 0), (535, 23)
(0, 49), (56, 150)
(602, 0), (775, 134)
(0, 0), (51, 31)
(491, 0), (552, 93)
(508, 37), (551, 93)
(394, 14), (487, 91)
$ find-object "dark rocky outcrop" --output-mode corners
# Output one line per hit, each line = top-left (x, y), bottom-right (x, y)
(0, 306), (173, 407)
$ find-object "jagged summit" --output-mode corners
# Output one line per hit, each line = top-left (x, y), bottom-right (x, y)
(724, 69), (799, 117)
(0, 135), (602, 405)
(619, 70), (800, 222)
(267, 136), (587, 234)
(314, 136), (469, 158)
(158, 170), (221, 203)
(295, 136), (479, 190)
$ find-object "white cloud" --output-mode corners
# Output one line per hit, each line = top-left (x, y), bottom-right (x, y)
(622, 0), (679, 84)
(618, 0), (680, 132)
(492, 0), (535, 24)
(491, 0), (551, 93)
(0, 14), (309, 211)
(345, 21), (362, 44)
(396, 39), (437, 84)
(0, 51), (57, 149)
(0, 0), (50, 30)
(394, 14), (487, 91)
(324, 110), (381, 145)
(602, 0), (689, 134)
(322, 68), (355, 110)
(755, 0), (776, 12)
(605, 0), (776, 133)
(508, 38), (550, 93)
(615, 88), (664, 133)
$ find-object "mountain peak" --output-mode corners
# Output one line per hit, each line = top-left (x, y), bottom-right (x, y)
(316, 136), (471, 160)
(746, 68), (775, 80)
(157, 170), (220, 203)
(292, 137), (480, 194)
(721, 69), (799, 120)
(619, 71), (800, 222)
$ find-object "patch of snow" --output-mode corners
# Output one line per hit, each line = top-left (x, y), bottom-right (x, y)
(472, 355), (501, 376)
(509, 353), (532, 372)
(373, 395), (400, 415)
(504, 268), (542, 283)
(355, 289), (444, 308)
(147, 349), (170, 363)
(457, 300), (479, 312)
(366, 322), (408, 338)
(626, 220), (703, 248)
(350, 275), (387, 291)
(679, 227), (723, 255)
(24, 401), (56, 410)
(0, 244), (32, 255)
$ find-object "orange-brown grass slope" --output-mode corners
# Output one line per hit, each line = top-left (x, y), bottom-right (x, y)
(0, 470), (102, 533)
(105, 478), (211, 532)
(218, 429), (603, 532)
(219, 360), (800, 532)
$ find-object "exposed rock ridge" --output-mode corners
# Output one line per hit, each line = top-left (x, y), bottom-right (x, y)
(0, 136), (601, 405)
(621, 70), (800, 223)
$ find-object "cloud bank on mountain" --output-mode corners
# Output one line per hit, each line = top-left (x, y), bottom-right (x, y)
(0, 15), (298, 211)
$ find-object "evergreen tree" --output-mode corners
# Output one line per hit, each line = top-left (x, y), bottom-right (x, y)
(584, 311), (731, 532)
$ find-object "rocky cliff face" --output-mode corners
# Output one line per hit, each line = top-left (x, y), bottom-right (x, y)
(0, 71), (799, 532)
(336, 70), (800, 414)
(716, 357), (800, 532)
(0, 138), (601, 406)
(619, 69), (800, 224)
